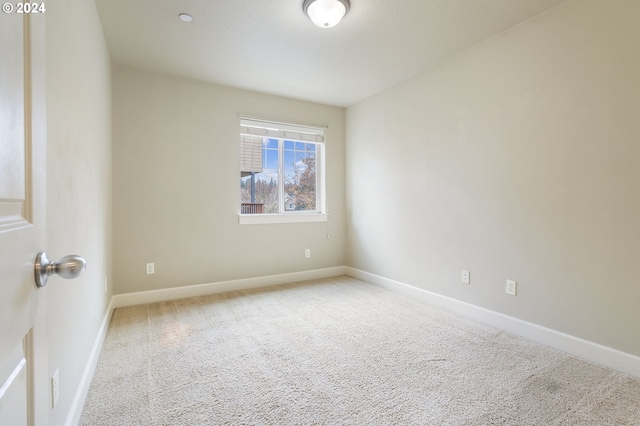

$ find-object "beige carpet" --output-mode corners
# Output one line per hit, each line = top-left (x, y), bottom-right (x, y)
(80, 276), (640, 425)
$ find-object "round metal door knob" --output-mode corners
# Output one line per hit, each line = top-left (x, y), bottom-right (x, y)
(35, 252), (87, 288)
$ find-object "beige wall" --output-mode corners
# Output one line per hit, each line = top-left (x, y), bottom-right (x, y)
(38, 1), (640, 420)
(346, 0), (640, 356)
(46, 0), (112, 424)
(112, 67), (346, 294)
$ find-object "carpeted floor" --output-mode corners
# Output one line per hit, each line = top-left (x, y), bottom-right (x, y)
(80, 276), (640, 425)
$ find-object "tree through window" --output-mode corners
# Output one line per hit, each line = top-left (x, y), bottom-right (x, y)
(240, 118), (325, 215)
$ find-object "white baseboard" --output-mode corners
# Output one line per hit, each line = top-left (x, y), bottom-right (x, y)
(65, 297), (115, 426)
(346, 267), (640, 379)
(69, 264), (638, 426)
(112, 266), (348, 308)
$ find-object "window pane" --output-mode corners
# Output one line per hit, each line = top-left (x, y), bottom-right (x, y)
(284, 140), (294, 150)
(284, 150), (295, 170)
(265, 149), (278, 169)
(266, 138), (278, 149)
(240, 170), (279, 214)
(306, 143), (316, 152)
(240, 174), (253, 204)
(295, 142), (305, 151)
(307, 152), (316, 164)
(284, 170), (296, 185)
(285, 151), (316, 211)
(255, 171), (279, 213)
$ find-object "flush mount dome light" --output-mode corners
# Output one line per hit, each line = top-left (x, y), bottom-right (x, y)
(303, 0), (350, 28)
(179, 13), (193, 22)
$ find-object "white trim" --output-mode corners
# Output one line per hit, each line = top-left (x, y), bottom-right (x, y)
(239, 213), (328, 225)
(346, 267), (640, 379)
(70, 265), (639, 426)
(64, 297), (115, 426)
(113, 266), (347, 308)
(239, 116), (326, 142)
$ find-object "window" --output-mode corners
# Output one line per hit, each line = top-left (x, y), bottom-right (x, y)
(239, 118), (326, 224)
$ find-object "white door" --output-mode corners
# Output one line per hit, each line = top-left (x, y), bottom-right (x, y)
(0, 12), (47, 426)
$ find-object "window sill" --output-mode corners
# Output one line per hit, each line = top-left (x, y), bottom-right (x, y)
(238, 213), (328, 225)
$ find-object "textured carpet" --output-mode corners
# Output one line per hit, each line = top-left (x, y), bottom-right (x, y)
(80, 276), (640, 425)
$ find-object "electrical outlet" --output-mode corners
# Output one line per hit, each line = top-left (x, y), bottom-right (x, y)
(305, 249), (311, 258)
(146, 263), (155, 274)
(461, 270), (470, 284)
(51, 369), (59, 408)
(506, 280), (517, 296)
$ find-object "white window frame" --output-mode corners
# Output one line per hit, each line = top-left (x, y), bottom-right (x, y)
(239, 117), (328, 225)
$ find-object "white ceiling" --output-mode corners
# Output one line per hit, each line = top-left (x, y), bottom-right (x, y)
(95, 0), (567, 107)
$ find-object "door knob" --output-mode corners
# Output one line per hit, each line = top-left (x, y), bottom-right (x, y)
(35, 252), (87, 288)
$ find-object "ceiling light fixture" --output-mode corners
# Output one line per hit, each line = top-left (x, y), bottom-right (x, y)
(303, 0), (350, 29)
(179, 13), (193, 23)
